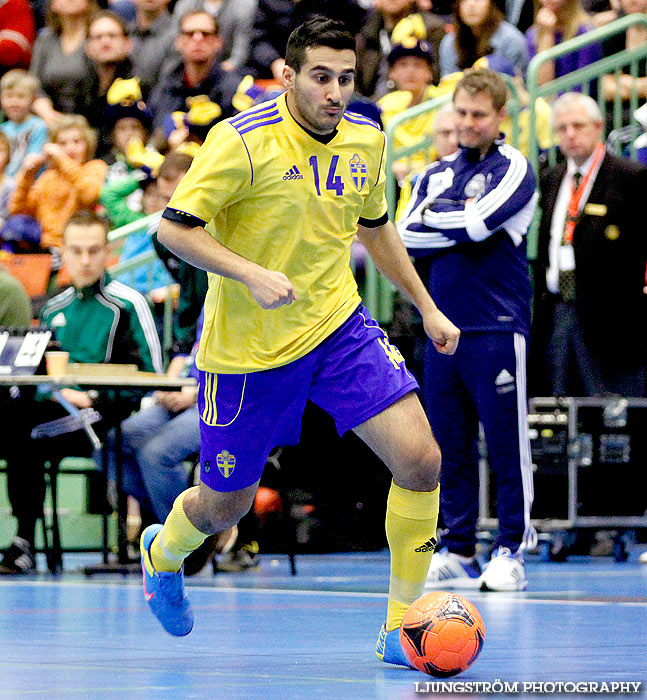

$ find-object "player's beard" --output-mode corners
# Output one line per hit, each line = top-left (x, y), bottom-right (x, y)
(293, 92), (345, 135)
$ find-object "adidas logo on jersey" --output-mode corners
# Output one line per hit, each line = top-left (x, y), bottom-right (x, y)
(415, 538), (437, 553)
(283, 166), (303, 180)
(495, 369), (514, 386)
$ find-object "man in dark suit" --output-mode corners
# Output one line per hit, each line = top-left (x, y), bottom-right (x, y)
(533, 92), (647, 397)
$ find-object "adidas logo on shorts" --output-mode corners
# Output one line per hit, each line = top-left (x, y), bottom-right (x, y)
(283, 166), (303, 180)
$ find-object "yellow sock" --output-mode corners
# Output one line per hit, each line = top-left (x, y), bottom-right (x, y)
(148, 490), (208, 573)
(385, 481), (439, 632)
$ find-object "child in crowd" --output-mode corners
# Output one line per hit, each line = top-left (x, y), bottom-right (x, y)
(9, 114), (107, 252)
(102, 78), (163, 180)
(100, 160), (172, 295)
(0, 70), (48, 178)
(0, 133), (15, 233)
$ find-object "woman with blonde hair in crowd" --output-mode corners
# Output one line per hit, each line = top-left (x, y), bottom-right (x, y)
(29, 0), (99, 124)
(526, 0), (603, 89)
(9, 114), (107, 253)
(439, 0), (528, 77)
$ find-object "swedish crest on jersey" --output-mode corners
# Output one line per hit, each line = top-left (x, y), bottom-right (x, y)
(216, 450), (236, 478)
(349, 153), (367, 191)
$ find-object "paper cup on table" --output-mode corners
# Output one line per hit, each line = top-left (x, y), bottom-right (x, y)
(45, 351), (69, 377)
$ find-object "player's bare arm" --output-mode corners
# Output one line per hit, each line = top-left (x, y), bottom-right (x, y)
(356, 220), (460, 355)
(157, 218), (296, 309)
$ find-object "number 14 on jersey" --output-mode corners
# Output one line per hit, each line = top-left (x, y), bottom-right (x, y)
(309, 155), (345, 196)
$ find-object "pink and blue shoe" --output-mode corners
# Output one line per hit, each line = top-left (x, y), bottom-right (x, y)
(141, 524), (194, 636)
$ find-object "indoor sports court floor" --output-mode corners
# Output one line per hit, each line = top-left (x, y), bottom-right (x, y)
(0, 551), (645, 699)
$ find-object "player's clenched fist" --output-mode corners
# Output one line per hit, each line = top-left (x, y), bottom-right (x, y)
(423, 308), (460, 355)
(247, 269), (297, 309)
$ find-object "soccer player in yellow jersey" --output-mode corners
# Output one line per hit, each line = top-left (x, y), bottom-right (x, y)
(140, 16), (460, 666)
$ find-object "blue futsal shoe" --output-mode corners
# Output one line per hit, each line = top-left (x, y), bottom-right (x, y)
(376, 623), (414, 668)
(141, 524), (194, 636)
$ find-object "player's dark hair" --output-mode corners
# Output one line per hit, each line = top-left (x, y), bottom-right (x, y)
(453, 68), (507, 111)
(285, 16), (356, 73)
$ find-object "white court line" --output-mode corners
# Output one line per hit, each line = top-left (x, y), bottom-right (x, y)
(1, 579), (646, 606)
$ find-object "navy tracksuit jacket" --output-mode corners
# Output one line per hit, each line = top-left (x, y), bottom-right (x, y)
(398, 136), (537, 555)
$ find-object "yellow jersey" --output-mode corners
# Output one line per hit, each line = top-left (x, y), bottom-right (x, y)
(166, 92), (388, 374)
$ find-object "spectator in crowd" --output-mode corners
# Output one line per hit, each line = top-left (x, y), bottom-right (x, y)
(248, 0), (368, 81)
(526, 0), (603, 91)
(600, 0), (647, 129)
(29, 0), (97, 123)
(83, 10), (137, 157)
(0, 261), (32, 327)
(171, 0), (257, 72)
(0, 70), (48, 177)
(0, 0), (36, 75)
(0, 210), (162, 575)
(9, 114), (107, 252)
(356, 0), (445, 98)
(532, 92), (647, 397)
(430, 101), (459, 159)
(398, 68), (538, 591)
(100, 153), (172, 295)
(440, 0), (528, 77)
(147, 11), (245, 148)
(101, 78), (159, 178)
(379, 39), (452, 181)
(127, 0), (176, 99)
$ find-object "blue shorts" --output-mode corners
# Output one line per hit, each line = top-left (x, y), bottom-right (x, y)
(197, 305), (419, 492)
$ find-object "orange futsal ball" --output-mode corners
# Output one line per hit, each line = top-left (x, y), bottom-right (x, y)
(399, 591), (485, 677)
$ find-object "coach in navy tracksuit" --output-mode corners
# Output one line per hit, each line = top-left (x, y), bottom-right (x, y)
(398, 69), (537, 592)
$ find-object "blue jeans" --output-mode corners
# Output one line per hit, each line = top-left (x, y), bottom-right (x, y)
(116, 403), (201, 521)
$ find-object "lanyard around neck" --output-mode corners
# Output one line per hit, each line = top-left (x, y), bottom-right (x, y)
(563, 142), (605, 244)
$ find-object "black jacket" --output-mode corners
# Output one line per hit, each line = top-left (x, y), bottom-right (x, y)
(148, 59), (244, 131)
(534, 151), (647, 367)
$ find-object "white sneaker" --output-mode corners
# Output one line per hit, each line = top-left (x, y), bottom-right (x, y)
(638, 551), (647, 564)
(479, 547), (527, 592)
(425, 548), (482, 590)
